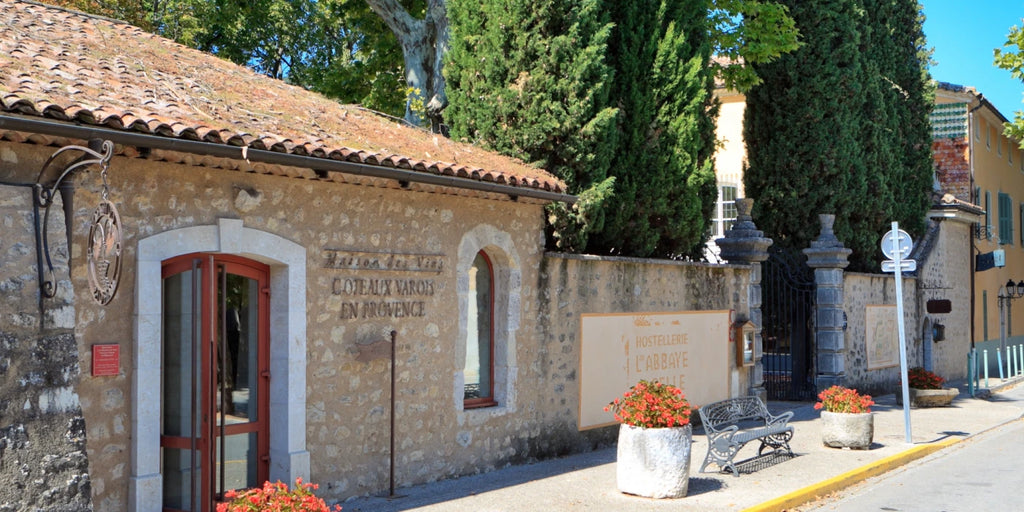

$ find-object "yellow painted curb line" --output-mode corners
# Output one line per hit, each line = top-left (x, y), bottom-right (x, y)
(742, 438), (961, 512)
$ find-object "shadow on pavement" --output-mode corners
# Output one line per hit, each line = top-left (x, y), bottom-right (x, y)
(342, 448), (617, 512)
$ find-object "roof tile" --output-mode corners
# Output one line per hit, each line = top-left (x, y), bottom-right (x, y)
(0, 0), (566, 195)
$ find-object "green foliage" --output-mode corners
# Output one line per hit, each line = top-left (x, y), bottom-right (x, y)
(445, 0), (619, 247)
(709, 0), (802, 92)
(546, 177), (616, 252)
(744, 0), (932, 271)
(880, 0), (934, 241)
(50, 0), (414, 118)
(446, 0), (722, 258)
(585, 0), (717, 258)
(995, 21), (1024, 145)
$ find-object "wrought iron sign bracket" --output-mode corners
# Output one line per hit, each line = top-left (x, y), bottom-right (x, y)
(33, 139), (119, 305)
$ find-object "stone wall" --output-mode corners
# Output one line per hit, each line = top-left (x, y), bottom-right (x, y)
(0, 138), (757, 509)
(0, 168), (92, 511)
(536, 254), (754, 405)
(841, 272), (919, 396)
(836, 210), (976, 395)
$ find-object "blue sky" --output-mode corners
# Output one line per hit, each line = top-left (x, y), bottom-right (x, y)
(922, 1), (1023, 118)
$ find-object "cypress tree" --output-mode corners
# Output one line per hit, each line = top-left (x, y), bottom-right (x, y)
(444, 0), (618, 251)
(884, 0), (934, 240)
(745, 0), (931, 271)
(744, 0), (871, 265)
(585, 0), (718, 258)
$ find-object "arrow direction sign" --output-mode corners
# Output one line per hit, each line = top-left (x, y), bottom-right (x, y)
(881, 259), (917, 272)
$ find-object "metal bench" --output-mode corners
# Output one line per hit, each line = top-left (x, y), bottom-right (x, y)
(698, 396), (794, 477)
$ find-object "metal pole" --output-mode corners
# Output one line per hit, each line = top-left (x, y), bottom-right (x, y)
(1019, 344), (1023, 377)
(975, 348), (981, 390)
(1002, 296), (1010, 379)
(1007, 344), (1015, 376)
(998, 348), (1005, 380)
(968, 352), (975, 397)
(892, 222), (912, 444)
(984, 349), (990, 388)
(389, 330), (398, 498)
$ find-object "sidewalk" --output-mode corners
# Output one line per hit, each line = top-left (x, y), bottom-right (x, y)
(340, 379), (1024, 512)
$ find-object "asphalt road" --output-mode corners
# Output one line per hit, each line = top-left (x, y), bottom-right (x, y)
(800, 387), (1024, 512)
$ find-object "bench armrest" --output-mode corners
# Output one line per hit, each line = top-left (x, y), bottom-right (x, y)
(706, 424), (740, 444)
(766, 410), (793, 426)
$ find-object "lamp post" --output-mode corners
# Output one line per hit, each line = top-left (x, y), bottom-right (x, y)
(997, 279), (1024, 379)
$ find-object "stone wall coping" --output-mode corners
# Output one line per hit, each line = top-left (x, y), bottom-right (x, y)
(544, 252), (750, 271)
(844, 271), (919, 281)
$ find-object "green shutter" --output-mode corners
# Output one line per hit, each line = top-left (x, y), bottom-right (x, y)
(999, 193), (1013, 244)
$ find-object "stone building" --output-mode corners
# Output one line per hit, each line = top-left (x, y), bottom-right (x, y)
(0, 2), (758, 510)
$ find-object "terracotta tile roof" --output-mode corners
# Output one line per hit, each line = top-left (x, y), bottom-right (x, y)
(0, 0), (567, 196)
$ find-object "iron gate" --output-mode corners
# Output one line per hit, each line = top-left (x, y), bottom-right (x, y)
(761, 246), (816, 401)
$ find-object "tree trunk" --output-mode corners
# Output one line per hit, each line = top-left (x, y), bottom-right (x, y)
(365, 0), (448, 132)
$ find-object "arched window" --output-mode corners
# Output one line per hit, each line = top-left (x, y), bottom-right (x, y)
(463, 251), (495, 408)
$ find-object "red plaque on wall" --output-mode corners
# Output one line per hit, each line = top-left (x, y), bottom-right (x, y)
(92, 344), (120, 377)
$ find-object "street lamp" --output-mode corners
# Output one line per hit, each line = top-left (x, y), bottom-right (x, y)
(997, 279), (1024, 379)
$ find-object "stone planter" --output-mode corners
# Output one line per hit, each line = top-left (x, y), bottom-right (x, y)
(896, 387), (959, 408)
(616, 423), (692, 498)
(820, 411), (873, 449)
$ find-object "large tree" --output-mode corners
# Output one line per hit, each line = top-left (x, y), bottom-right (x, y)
(585, 0), (718, 257)
(881, 0), (934, 238)
(744, 0), (870, 265)
(444, 0), (797, 257)
(444, 0), (619, 251)
(744, 0), (932, 271)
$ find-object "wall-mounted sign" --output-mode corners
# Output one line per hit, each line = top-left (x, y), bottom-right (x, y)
(323, 248), (447, 321)
(92, 343), (120, 376)
(735, 320), (756, 367)
(578, 310), (731, 430)
(926, 299), (952, 314)
(865, 305), (899, 370)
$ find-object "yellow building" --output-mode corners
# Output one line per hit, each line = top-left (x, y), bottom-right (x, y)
(932, 83), (1024, 358)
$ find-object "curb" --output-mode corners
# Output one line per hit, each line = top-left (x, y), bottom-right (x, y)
(740, 438), (960, 512)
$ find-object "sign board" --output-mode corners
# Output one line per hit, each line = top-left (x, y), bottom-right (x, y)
(994, 249), (1006, 267)
(92, 344), (120, 376)
(976, 252), (995, 272)
(880, 229), (913, 259)
(880, 259), (916, 272)
(578, 311), (731, 430)
(926, 299), (952, 314)
(865, 306), (899, 370)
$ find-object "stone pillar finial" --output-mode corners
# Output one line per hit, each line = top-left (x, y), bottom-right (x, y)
(803, 214), (853, 269)
(802, 213), (851, 390)
(716, 198), (773, 264)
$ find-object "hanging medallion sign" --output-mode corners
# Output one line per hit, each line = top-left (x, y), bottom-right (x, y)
(87, 154), (122, 305)
(87, 200), (122, 305)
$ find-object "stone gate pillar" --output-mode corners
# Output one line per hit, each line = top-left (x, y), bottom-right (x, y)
(716, 198), (772, 400)
(803, 214), (852, 390)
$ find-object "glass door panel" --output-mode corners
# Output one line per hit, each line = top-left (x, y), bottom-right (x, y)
(215, 432), (259, 493)
(162, 255), (269, 512)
